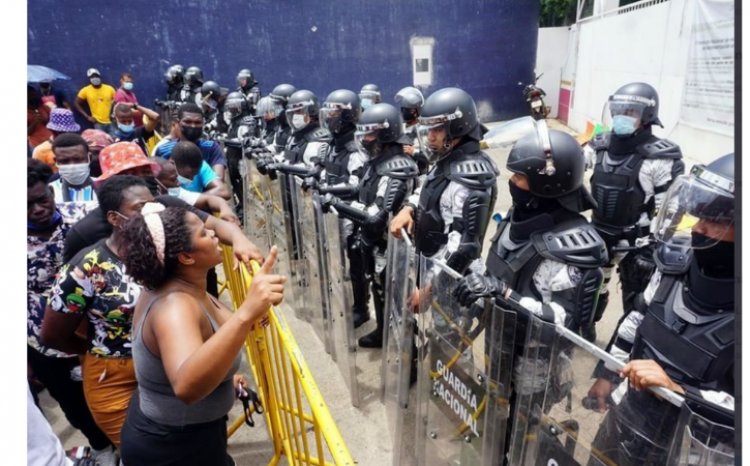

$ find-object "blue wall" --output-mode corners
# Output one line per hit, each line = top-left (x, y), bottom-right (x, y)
(28, 0), (539, 126)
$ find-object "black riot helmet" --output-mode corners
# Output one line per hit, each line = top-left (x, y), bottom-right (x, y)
(285, 89), (319, 133)
(359, 83), (381, 110)
(654, 152), (735, 250)
(199, 80), (222, 111)
(417, 87), (481, 163)
(184, 66), (204, 87)
(354, 103), (404, 158)
(236, 68), (257, 89)
(507, 121), (595, 213)
(164, 64), (184, 85)
(394, 86), (424, 124)
(269, 83), (297, 107)
(608, 82), (662, 136)
(224, 91), (247, 119)
(321, 89), (360, 135)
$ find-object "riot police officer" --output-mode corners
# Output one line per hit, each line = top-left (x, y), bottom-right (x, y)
(223, 91), (257, 217)
(199, 80), (227, 136)
(453, 125), (608, 464)
(275, 89), (331, 168)
(394, 86), (429, 175)
(585, 82), (685, 341)
(390, 87), (498, 276)
(180, 66), (204, 103)
(315, 89), (370, 327)
(359, 83), (381, 111)
(266, 83), (297, 154)
(236, 68), (261, 112)
(587, 153), (735, 465)
(252, 84), (297, 171)
(164, 64), (184, 101)
(322, 103), (418, 347)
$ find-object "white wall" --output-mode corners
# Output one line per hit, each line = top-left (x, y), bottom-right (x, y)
(535, 27), (570, 118)
(565, 0), (733, 167)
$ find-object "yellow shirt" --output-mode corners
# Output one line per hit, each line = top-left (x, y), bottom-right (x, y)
(77, 84), (116, 124)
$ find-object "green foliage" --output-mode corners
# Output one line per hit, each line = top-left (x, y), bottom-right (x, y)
(540, 0), (578, 26)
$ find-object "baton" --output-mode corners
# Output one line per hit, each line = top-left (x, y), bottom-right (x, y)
(425, 248), (685, 408)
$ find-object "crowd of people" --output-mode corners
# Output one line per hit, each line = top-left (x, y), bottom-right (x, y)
(27, 64), (734, 465)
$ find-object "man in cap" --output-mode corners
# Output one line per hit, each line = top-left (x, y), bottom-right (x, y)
(81, 129), (114, 178)
(32, 108), (81, 173)
(75, 68), (116, 131)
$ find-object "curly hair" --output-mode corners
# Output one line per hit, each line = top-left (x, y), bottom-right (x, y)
(96, 175), (148, 214)
(121, 206), (193, 289)
(28, 159), (53, 188)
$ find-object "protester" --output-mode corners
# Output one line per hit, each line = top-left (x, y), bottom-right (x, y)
(109, 102), (160, 154)
(75, 68), (116, 131)
(50, 133), (98, 203)
(112, 72), (143, 126)
(28, 85), (53, 148)
(39, 80), (71, 110)
(41, 175), (152, 449)
(119, 204), (285, 465)
(171, 140), (230, 199)
(33, 108), (82, 173)
(27, 159), (117, 466)
(81, 129), (114, 178)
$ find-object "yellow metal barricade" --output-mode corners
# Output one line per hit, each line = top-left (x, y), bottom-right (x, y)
(219, 245), (354, 466)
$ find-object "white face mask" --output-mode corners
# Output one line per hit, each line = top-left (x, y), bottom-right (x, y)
(292, 114), (307, 130)
(90, 78), (102, 86)
(57, 162), (91, 186)
(122, 82), (134, 91)
(167, 187), (181, 197)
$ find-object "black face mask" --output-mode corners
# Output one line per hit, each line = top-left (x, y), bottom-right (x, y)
(401, 108), (418, 124)
(180, 125), (203, 142)
(691, 232), (734, 278)
(508, 180), (535, 208)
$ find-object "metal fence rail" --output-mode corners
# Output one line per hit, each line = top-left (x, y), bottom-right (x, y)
(219, 245), (355, 466)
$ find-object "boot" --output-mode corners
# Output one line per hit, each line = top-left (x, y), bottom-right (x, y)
(359, 283), (384, 348)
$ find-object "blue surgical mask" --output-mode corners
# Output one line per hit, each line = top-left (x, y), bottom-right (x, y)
(612, 115), (639, 136)
(117, 122), (135, 134)
(361, 98), (373, 110)
(123, 82), (134, 91)
(177, 174), (192, 186)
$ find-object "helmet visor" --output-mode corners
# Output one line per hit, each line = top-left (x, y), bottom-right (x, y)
(320, 103), (349, 133)
(417, 114), (452, 163)
(225, 98), (244, 116)
(256, 97), (283, 119)
(653, 174), (735, 249)
(354, 120), (389, 157)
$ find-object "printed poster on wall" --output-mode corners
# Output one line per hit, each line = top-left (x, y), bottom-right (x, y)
(679, 0), (734, 136)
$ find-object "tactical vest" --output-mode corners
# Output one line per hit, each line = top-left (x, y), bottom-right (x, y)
(413, 141), (496, 257)
(284, 125), (330, 164)
(358, 147), (411, 206)
(631, 269), (734, 394)
(324, 135), (357, 186)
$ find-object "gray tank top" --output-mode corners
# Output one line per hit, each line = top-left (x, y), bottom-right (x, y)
(133, 291), (242, 426)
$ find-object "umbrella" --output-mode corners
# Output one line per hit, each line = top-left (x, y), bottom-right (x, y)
(27, 65), (71, 83)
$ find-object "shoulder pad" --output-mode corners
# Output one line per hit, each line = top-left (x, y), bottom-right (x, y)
(588, 132), (610, 151)
(376, 155), (418, 180)
(239, 116), (256, 126)
(345, 139), (359, 154)
(305, 127), (333, 143)
(653, 237), (692, 274)
(532, 220), (608, 268)
(447, 152), (498, 189)
(637, 138), (682, 159)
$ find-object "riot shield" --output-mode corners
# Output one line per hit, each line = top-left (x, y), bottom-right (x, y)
(507, 313), (685, 466)
(262, 170), (290, 285)
(241, 155), (273, 251)
(380, 232), (418, 464)
(278, 172), (307, 320)
(324, 210), (360, 407)
(414, 255), (516, 466)
(294, 178), (332, 354)
(666, 403), (734, 466)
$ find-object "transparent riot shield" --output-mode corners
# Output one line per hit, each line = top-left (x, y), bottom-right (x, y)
(262, 170), (290, 286)
(381, 232), (417, 464)
(666, 403), (734, 466)
(414, 255), (516, 466)
(507, 313), (685, 466)
(294, 179), (332, 354)
(279, 173), (308, 321)
(241, 156), (273, 251)
(324, 209), (360, 407)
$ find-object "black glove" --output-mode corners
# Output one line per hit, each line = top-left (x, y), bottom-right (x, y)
(301, 176), (318, 192)
(319, 193), (339, 213)
(453, 273), (508, 307)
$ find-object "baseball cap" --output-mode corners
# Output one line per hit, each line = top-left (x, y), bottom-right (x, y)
(86, 68), (101, 78)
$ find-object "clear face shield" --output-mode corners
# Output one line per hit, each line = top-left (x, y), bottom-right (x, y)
(417, 109), (462, 163)
(285, 102), (312, 132)
(320, 102), (352, 134)
(224, 98), (244, 120)
(607, 94), (651, 136)
(256, 97), (283, 121)
(354, 120), (388, 158)
(653, 168), (735, 249)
